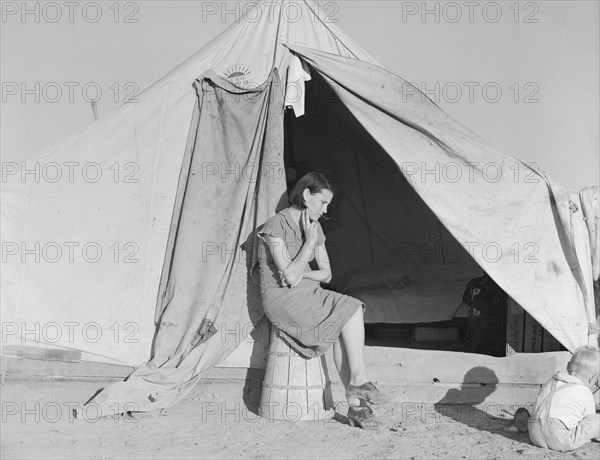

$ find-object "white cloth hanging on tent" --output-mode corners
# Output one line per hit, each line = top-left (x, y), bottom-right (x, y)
(284, 54), (311, 117)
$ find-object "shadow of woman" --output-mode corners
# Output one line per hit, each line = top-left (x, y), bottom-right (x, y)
(434, 366), (527, 442)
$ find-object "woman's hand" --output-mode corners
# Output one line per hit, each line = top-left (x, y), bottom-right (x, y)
(302, 209), (318, 246)
(265, 208), (319, 288)
(278, 270), (302, 288)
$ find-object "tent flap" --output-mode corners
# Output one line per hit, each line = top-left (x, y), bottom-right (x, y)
(81, 69), (286, 418)
(288, 44), (595, 351)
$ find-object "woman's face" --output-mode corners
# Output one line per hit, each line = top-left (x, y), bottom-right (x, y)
(303, 188), (333, 221)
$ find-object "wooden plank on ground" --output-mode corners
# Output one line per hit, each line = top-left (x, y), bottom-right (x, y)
(2, 356), (133, 380)
(2, 345), (81, 362)
(361, 347), (570, 385)
(324, 380), (542, 407)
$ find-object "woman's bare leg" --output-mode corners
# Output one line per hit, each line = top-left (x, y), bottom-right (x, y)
(340, 307), (367, 386)
(333, 338), (350, 389)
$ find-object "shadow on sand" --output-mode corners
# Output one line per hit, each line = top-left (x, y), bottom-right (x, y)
(434, 366), (529, 443)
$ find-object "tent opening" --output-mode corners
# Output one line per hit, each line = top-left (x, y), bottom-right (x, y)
(282, 68), (565, 357)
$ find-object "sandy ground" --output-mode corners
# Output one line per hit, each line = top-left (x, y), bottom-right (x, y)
(2, 380), (599, 460)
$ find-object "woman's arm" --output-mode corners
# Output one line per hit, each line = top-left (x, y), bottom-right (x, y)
(303, 242), (332, 284)
(263, 235), (315, 286)
(263, 210), (318, 286)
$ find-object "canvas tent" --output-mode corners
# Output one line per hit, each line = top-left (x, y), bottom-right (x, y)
(1, 0), (598, 416)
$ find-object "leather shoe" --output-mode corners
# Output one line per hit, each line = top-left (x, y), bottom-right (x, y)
(347, 406), (382, 430)
(346, 381), (390, 405)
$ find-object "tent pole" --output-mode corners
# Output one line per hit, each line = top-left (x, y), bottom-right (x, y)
(270, 1), (284, 71)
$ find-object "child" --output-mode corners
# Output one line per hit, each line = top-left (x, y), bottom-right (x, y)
(528, 345), (600, 451)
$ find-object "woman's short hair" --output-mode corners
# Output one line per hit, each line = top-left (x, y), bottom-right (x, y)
(289, 172), (333, 208)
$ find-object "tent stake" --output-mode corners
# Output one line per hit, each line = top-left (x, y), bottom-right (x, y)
(90, 100), (99, 121)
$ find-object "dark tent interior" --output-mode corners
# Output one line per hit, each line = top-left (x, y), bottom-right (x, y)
(282, 69), (564, 357)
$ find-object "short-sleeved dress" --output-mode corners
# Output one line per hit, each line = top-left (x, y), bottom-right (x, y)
(257, 207), (364, 358)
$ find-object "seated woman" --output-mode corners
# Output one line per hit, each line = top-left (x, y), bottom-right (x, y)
(257, 172), (389, 428)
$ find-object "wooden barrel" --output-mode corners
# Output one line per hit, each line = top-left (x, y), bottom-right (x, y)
(259, 325), (334, 421)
